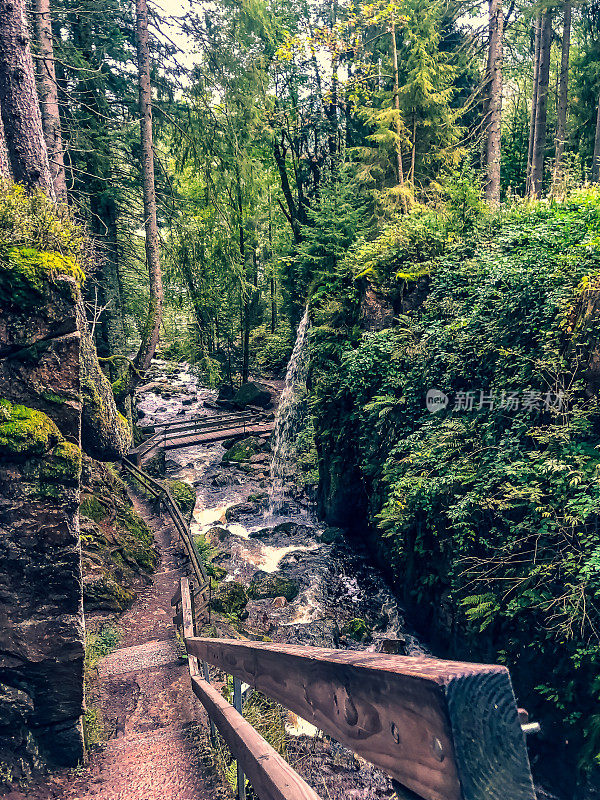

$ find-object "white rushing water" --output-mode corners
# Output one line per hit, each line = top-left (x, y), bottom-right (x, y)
(269, 307), (311, 514)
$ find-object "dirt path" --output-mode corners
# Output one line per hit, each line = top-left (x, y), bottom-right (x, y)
(5, 493), (226, 800)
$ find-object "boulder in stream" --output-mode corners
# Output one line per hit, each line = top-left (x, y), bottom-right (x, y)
(232, 381), (272, 409)
(222, 436), (265, 463)
(210, 581), (248, 615)
(248, 572), (300, 602)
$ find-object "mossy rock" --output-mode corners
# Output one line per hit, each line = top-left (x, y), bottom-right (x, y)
(342, 618), (371, 642)
(80, 494), (108, 523)
(0, 245), (83, 309)
(206, 562), (228, 581)
(205, 526), (230, 544)
(168, 480), (196, 517)
(222, 436), (264, 463)
(247, 573), (299, 602)
(320, 527), (344, 545)
(0, 399), (60, 458)
(83, 576), (135, 612)
(210, 581), (248, 615)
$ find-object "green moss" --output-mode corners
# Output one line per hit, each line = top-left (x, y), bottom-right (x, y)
(83, 576), (135, 612)
(342, 618), (371, 641)
(168, 480), (196, 517)
(210, 581), (249, 615)
(206, 562), (228, 581)
(222, 437), (263, 463)
(247, 574), (299, 602)
(0, 246), (83, 307)
(40, 440), (81, 485)
(0, 399), (60, 457)
(80, 494), (108, 523)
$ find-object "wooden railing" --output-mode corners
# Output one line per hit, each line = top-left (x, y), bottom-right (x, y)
(121, 458), (211, 620)
(173, 577), (538, 800)
(131, 410), (272, 464)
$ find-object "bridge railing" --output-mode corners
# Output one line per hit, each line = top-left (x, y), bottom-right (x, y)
(131, 410), (272, 464)
(174, 577), (538, 800)
(121, 458), (211, 619)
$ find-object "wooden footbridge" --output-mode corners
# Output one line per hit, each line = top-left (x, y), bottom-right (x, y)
(128, 409), (275, 466)
(122, 409), (539, 800)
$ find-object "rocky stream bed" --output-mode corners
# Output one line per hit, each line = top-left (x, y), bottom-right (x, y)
(135, 360), (429, 799)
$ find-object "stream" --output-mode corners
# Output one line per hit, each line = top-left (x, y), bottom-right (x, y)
(135, 358), (431, 797)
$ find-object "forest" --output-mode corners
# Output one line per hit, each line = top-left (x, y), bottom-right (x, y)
(1, 0), (600, 797)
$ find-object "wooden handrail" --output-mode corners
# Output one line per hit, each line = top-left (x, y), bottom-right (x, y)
(186, 637), (536, 800)
(191, 676), (323, 800)
(121, 458), (210, 617)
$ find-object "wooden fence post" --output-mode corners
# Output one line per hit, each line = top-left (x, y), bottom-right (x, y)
(233, 676), (246, 800)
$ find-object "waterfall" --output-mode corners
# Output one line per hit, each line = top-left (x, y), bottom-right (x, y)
(269, 307), (311, 514)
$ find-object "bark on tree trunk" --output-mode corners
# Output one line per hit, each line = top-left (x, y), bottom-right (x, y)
(32, 0), (67, 202)
(0, 105), (11, 180)
(592, 91), (600, 183)
(390, 17), (408, 212)
(270, 276), (277, 333)
(485, 0), (503, 204)
(526, 15), (541, 195)
(0, 0), (54, 197)
(530, 10), (553, 198)
(131, 0), (163, 384)
(552, 0), (571, 191)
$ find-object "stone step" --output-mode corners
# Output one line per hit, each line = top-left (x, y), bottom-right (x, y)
(99, 638), (180, 677)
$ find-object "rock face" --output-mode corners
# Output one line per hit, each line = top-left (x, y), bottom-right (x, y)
(0, 237), (131, 785)
(232, 381), (272, 409)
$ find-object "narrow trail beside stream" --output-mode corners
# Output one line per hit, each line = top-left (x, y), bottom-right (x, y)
(6, 493), (227, 800)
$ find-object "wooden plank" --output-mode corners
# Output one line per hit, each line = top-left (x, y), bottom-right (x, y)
(160, 423), (274, 452)
(233, 676), (247, 799)
(191, 676), (323, 800)
(186, 639), (535, 800)
(180, 577), (199, 678)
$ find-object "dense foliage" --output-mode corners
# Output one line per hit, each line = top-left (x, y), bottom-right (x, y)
(307, 188), (600, 782)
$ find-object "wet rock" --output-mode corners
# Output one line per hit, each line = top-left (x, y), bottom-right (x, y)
(249, 453), (270, 464)
(320, 527), (344, 544)
(205, 526), (231, 544)
(210, 581), (248, 615)
(225, 502), (257, 521)
(250, 522), (315, 546)
(211, 473), (231, 488)
(342, 618), (371, 642)
(222, 436), (264, 463)
(217, 384), (235, 402)
(182, 398), (194, 406)
(248, 572), (300, 602)
(232, 381), (272, 409)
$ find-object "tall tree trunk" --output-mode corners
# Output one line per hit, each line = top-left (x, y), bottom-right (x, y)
(485, 0), (503, 204)
(33, 0), (67, 202)
(0, 0), (54, 196)
(390, 16), (408, 212)
(270, 276), (277, 333)
(552, 0), (571, 191)
(526, 15), (541, 195)
(131, 0), (163, 383)
(530, 10), (553, 198)
(0, 106), (11, 180)
(592, 91), (600, 183)
(94, 198), (127, 379)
